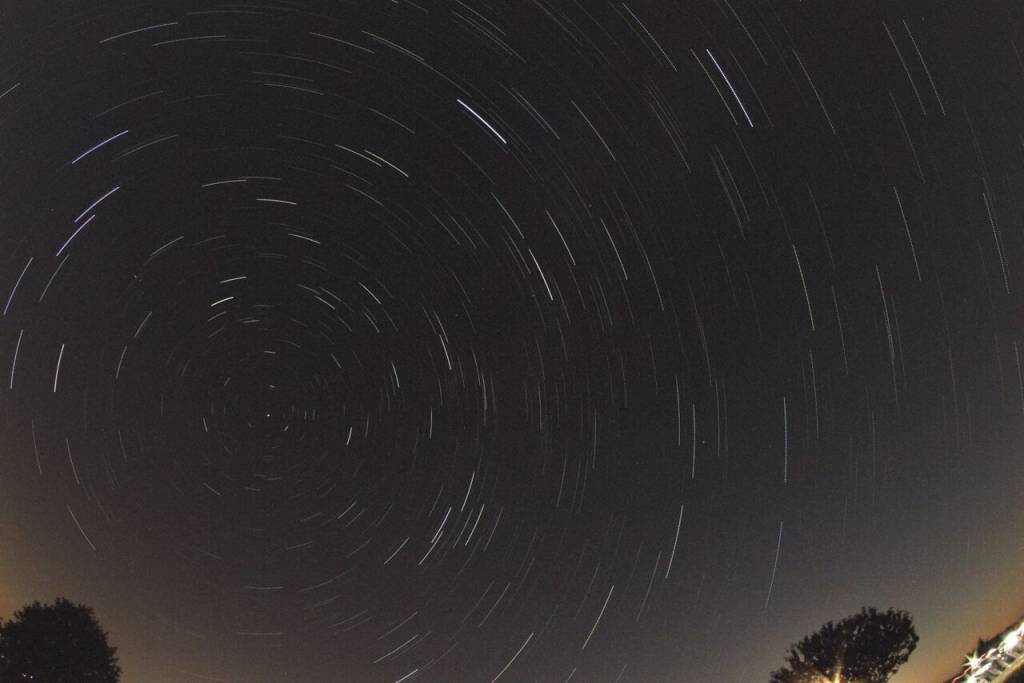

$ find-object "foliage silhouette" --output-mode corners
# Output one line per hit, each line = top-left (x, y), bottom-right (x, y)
(0, 597), (121, 682)
(770, 607), (918, 683)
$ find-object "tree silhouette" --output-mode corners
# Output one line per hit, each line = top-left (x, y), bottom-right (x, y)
(770, 607), (919, 683)
(0, 597), (121, 682)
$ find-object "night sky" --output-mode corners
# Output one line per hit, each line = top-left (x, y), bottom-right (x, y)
(1, 1), (1023, 681)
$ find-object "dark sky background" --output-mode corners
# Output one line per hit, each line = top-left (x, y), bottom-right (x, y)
(0, 1), (1023, 681)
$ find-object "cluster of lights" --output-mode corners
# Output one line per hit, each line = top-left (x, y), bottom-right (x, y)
(954, 619), (1024, 683)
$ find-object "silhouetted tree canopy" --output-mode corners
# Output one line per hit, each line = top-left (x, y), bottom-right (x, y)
(0, 597), (121, 682)
(770, 607), (918, 683)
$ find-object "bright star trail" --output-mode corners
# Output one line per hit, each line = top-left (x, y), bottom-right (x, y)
(0, 2), (1022, 682)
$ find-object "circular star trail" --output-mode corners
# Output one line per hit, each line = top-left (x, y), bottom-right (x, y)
(1, 1), (1023, 681)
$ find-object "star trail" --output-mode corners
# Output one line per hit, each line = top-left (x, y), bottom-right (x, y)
(0, 1), (1023, 682)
